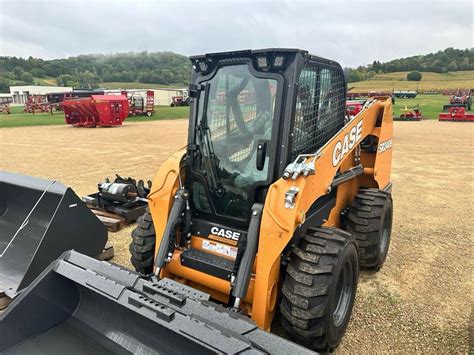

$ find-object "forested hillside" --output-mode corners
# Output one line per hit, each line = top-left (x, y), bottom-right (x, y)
(0, 51), (191, 91)
(1, 47), (473, 91)
(347, 47), (473, 82)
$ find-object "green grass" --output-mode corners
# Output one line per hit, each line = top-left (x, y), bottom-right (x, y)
(127, 106), (189, 122)
(0, 105), (189, 128)
(393, 94), (454, 119)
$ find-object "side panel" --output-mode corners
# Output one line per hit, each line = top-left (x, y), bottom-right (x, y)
(252, 99), (393, 329)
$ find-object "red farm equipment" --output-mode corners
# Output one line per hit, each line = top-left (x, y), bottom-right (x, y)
(443, 90), (472, 111)
(23, 95), (51, 114)
(63, 95), (129, 127)
(0, 97), (12, 114)
(122, 90), (155, 116)
(438, 107), (474, 122)
(394, 104), (424, 121)
(345, 100), (364, 119)
(46, 90), (105, 113)
(171, 95), (190, 107)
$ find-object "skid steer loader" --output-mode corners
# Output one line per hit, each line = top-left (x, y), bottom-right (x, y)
(1, 48), (392, 354)
(129, 48), (394, 352)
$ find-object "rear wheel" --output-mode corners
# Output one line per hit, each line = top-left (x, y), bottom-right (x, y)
(346, 188), (393, 270)
(129, 207), (156, 274)
(280, 227), (359, 352)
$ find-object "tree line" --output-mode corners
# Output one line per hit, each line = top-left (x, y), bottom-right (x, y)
(0, 47), (473, 91)
(346, 47), (474, 83)
(0, 51), (191, 92)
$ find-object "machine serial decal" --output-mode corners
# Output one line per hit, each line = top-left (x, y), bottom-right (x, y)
(378, 139), (393, 153)
(332, 120), (363, 166)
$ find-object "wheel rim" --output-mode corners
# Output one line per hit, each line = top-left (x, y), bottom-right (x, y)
(332, 259), (354, 327)
(379, 211), (390, 256)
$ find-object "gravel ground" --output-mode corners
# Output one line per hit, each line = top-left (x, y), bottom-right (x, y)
(0, 119), (472, 353)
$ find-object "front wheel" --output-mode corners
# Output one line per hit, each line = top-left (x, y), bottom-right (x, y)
(280, 227), (359, 352)
(129, 207), (156, 274)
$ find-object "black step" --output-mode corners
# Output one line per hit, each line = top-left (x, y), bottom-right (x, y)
(180, 248), (234, 281)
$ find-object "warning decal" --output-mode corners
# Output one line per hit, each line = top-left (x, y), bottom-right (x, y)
(202, 240), (237, 258)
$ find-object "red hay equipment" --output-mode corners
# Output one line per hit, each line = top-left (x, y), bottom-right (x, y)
(442, 89), (472, 111)
(394, 104), (424, 121)
(63, 95), (129, 127)
(123, 90), (155, 116)
(23, 95), (51, 114)
(345, 100), (364, 119)
(438, 107), (474, 122)
(0, 97), (12, 114)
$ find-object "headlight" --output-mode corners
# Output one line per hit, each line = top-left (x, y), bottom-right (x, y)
(257, 56), (268, 69)
(198, 61), (208, 72)
(273, 56), (285, 67)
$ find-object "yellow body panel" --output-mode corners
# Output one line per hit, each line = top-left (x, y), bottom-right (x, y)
(148, 98), (393, 331)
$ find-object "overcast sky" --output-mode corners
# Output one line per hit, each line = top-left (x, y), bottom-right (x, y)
(0, 0), (472, 67)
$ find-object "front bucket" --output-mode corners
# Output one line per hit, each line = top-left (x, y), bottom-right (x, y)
(0, 251), (311, 354)
(0, 171), (107, 298)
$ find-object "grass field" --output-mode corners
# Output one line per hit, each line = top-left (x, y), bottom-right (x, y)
(351, 71), (474, 91)
(392, 94), (455, 119)
(0, 105), (189, 128)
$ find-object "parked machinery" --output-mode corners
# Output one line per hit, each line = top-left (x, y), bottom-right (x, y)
(63, 94), (129, 127)
(82, 175), (151, 223)
(122, 90), (155, 116)
(346, 99), (365, 119)
(46, 89), (105, 112)
(442, 89), (472, 111)
(171, 95), (190, 107)
(393, 90), (417, 99)
(129, 48), (394, 352)
(23, 95), (51, 114)
(394, 104), (424, 121)
(439, 107), (474, 122)
(0, 97), (12, 114)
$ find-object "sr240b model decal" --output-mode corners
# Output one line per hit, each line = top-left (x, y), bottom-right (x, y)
(378, 139), (393, 153)
(332, 120), (363, 166)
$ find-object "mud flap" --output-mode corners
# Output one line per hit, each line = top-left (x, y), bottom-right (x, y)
(0, 250), (313, 354)
(0, 171), (107, 298)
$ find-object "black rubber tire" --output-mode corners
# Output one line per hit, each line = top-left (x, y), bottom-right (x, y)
(129, 207), (156, 274)
(346, 188), (393, 270)
(280, 227), (359, 352)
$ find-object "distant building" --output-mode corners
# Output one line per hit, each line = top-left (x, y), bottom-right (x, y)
(9, 86), (73, 104)
(153, 88), (188, 106)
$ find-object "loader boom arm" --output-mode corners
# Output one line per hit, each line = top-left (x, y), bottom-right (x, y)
(252, 98), (393, 329)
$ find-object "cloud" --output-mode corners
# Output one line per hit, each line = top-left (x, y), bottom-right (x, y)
(0, 0), (472, 67)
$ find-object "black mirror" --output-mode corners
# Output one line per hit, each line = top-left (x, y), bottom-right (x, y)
(256, 140), (267, 171)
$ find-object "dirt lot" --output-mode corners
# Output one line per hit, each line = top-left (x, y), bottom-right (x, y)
(0, 119), (472, 353)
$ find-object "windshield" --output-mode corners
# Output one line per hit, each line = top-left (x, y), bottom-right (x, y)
(191, 64), (278, 221)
